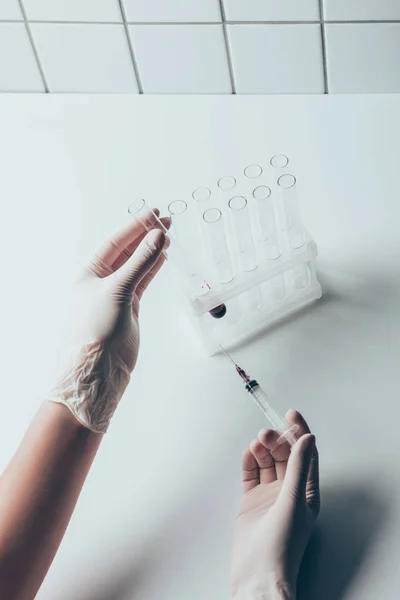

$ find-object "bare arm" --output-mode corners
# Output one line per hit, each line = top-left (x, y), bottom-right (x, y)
(0, 211), (168, 600)
(0, 401), (102, 599)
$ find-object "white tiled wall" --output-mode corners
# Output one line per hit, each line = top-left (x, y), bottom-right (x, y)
(323, 0), (400, 21)
(129, 25), (231, 93)
(123, 0), (222, 23)
(228, 24), (324, 94)
(0, 23), (44, 92)
(23, 0), (123, 23)
(1, 0), (399, 94)
(0, 0), (23, 20)
(224, 0), (320, 22)
(325, 23), (400, 94)
(31, 23), (138, 93)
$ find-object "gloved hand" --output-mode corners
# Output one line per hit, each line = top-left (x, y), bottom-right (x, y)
(45, 209), (169, 434)
(231, 410), (320, 600)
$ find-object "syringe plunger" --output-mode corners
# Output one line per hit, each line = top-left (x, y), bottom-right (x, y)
(245, 381), (298, 446)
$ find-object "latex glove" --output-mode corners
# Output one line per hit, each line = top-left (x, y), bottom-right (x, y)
(45, 210), (169, 434)
(231, 410), (320, 600)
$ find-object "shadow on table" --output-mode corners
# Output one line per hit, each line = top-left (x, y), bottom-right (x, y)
(234, 266), (400, 355)
(298, 482), (389, 600)
(74, 482), (388, 600)
(69, 268), (398, 600)
(69, 550), (154, 600)
(69, 466), (231, 600)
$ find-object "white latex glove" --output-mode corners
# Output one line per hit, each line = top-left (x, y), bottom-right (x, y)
(231, 410), (320, 600)
(45, 209), (169, 434)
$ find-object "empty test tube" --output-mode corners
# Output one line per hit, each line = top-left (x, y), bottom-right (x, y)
(228, 196), (258, 272)
(252, 185), (282, 260)
(244, 285), (264, 312)
(244, 164), (263, 179)
(192, 187), (212, 219)
(276, 172), (308, 290)
(270, 154), (289, 169)
(168, 200), (197, 264)
(277, 174), (305, 249)
(168, 199), (188, 228)
(217, 176), (236, 191)
(270, 154), (290, 231)
(128, 198), (210, 299)
(203, 208), (234, 284)
(270, 272), (286, 302)
(192, 187), (211, 202)
(292, 263), (310, 289)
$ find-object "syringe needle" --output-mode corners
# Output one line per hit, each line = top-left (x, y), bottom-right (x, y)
(219, 344), (237, 366)
(220, 345), (297, 446)
(220, 345), (252, 383)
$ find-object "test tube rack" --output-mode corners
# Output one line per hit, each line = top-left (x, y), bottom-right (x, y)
(162, 155), (320, 354)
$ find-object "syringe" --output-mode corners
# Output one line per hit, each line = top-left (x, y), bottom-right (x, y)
(220, 346), (298, 446)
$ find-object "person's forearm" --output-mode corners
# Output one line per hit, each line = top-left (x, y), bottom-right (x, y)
(233, 578), (296, 600)
(269, 589), (296, 600)
(234, 591), (295, 600)
(234, 592), (295, 600)
(0, 400), (103, 600)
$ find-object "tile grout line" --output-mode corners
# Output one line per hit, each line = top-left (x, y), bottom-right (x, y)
(2, 19), (400, 25)
(10, 20), (223, 25)
(318, 0), (329, 94)
(219, 0), (236, 94)
(226, 20), (321, 25)
(326, 19), (400, 23)
(17, 0), (49, 92)
(218, 19), (400, 24)
(118, 0), (144, 94)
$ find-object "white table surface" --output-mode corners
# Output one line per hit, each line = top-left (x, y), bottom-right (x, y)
(0, 94), (400, 600)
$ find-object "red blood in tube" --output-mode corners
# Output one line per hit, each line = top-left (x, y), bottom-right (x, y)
(209, 304), (227, 319)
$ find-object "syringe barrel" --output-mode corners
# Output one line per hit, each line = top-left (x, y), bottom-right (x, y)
(247, 382), (298, 446)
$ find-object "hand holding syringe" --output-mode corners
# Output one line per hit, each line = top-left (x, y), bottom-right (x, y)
(221, 346), (299, 446)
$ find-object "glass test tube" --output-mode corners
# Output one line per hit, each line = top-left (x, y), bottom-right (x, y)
(128, 198), (210, 299)
(277, 174), (305, 249)
(192, 187), (211, 202)
(277, 174), (308, 289)
(217, 176), (236, 191)
(244, 164), (263, 179)
(168, 200), (208, 289)
(203, 208), (234, 285)
(216, 298), (241, 325)
(265, 155), (289, 299)
(190, 190), (228, 317)
(168, 200), (189, 233)
(168, 200), (195, 260)
(269, 273), (286, 302)
(292, 263), (310, 289)
(192, 187), (212, 242)
(228, 196), (258, 272)
(270, 154), (289, 169)
(270, 157), (296, 297)
(228, 196), (262, 313)
(292, 260), (313, 292)
(252, 185), (282, 260)
(269, 154), (289, 232)
(192, 187), (212, 219)
(244, 285), (263, 312)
